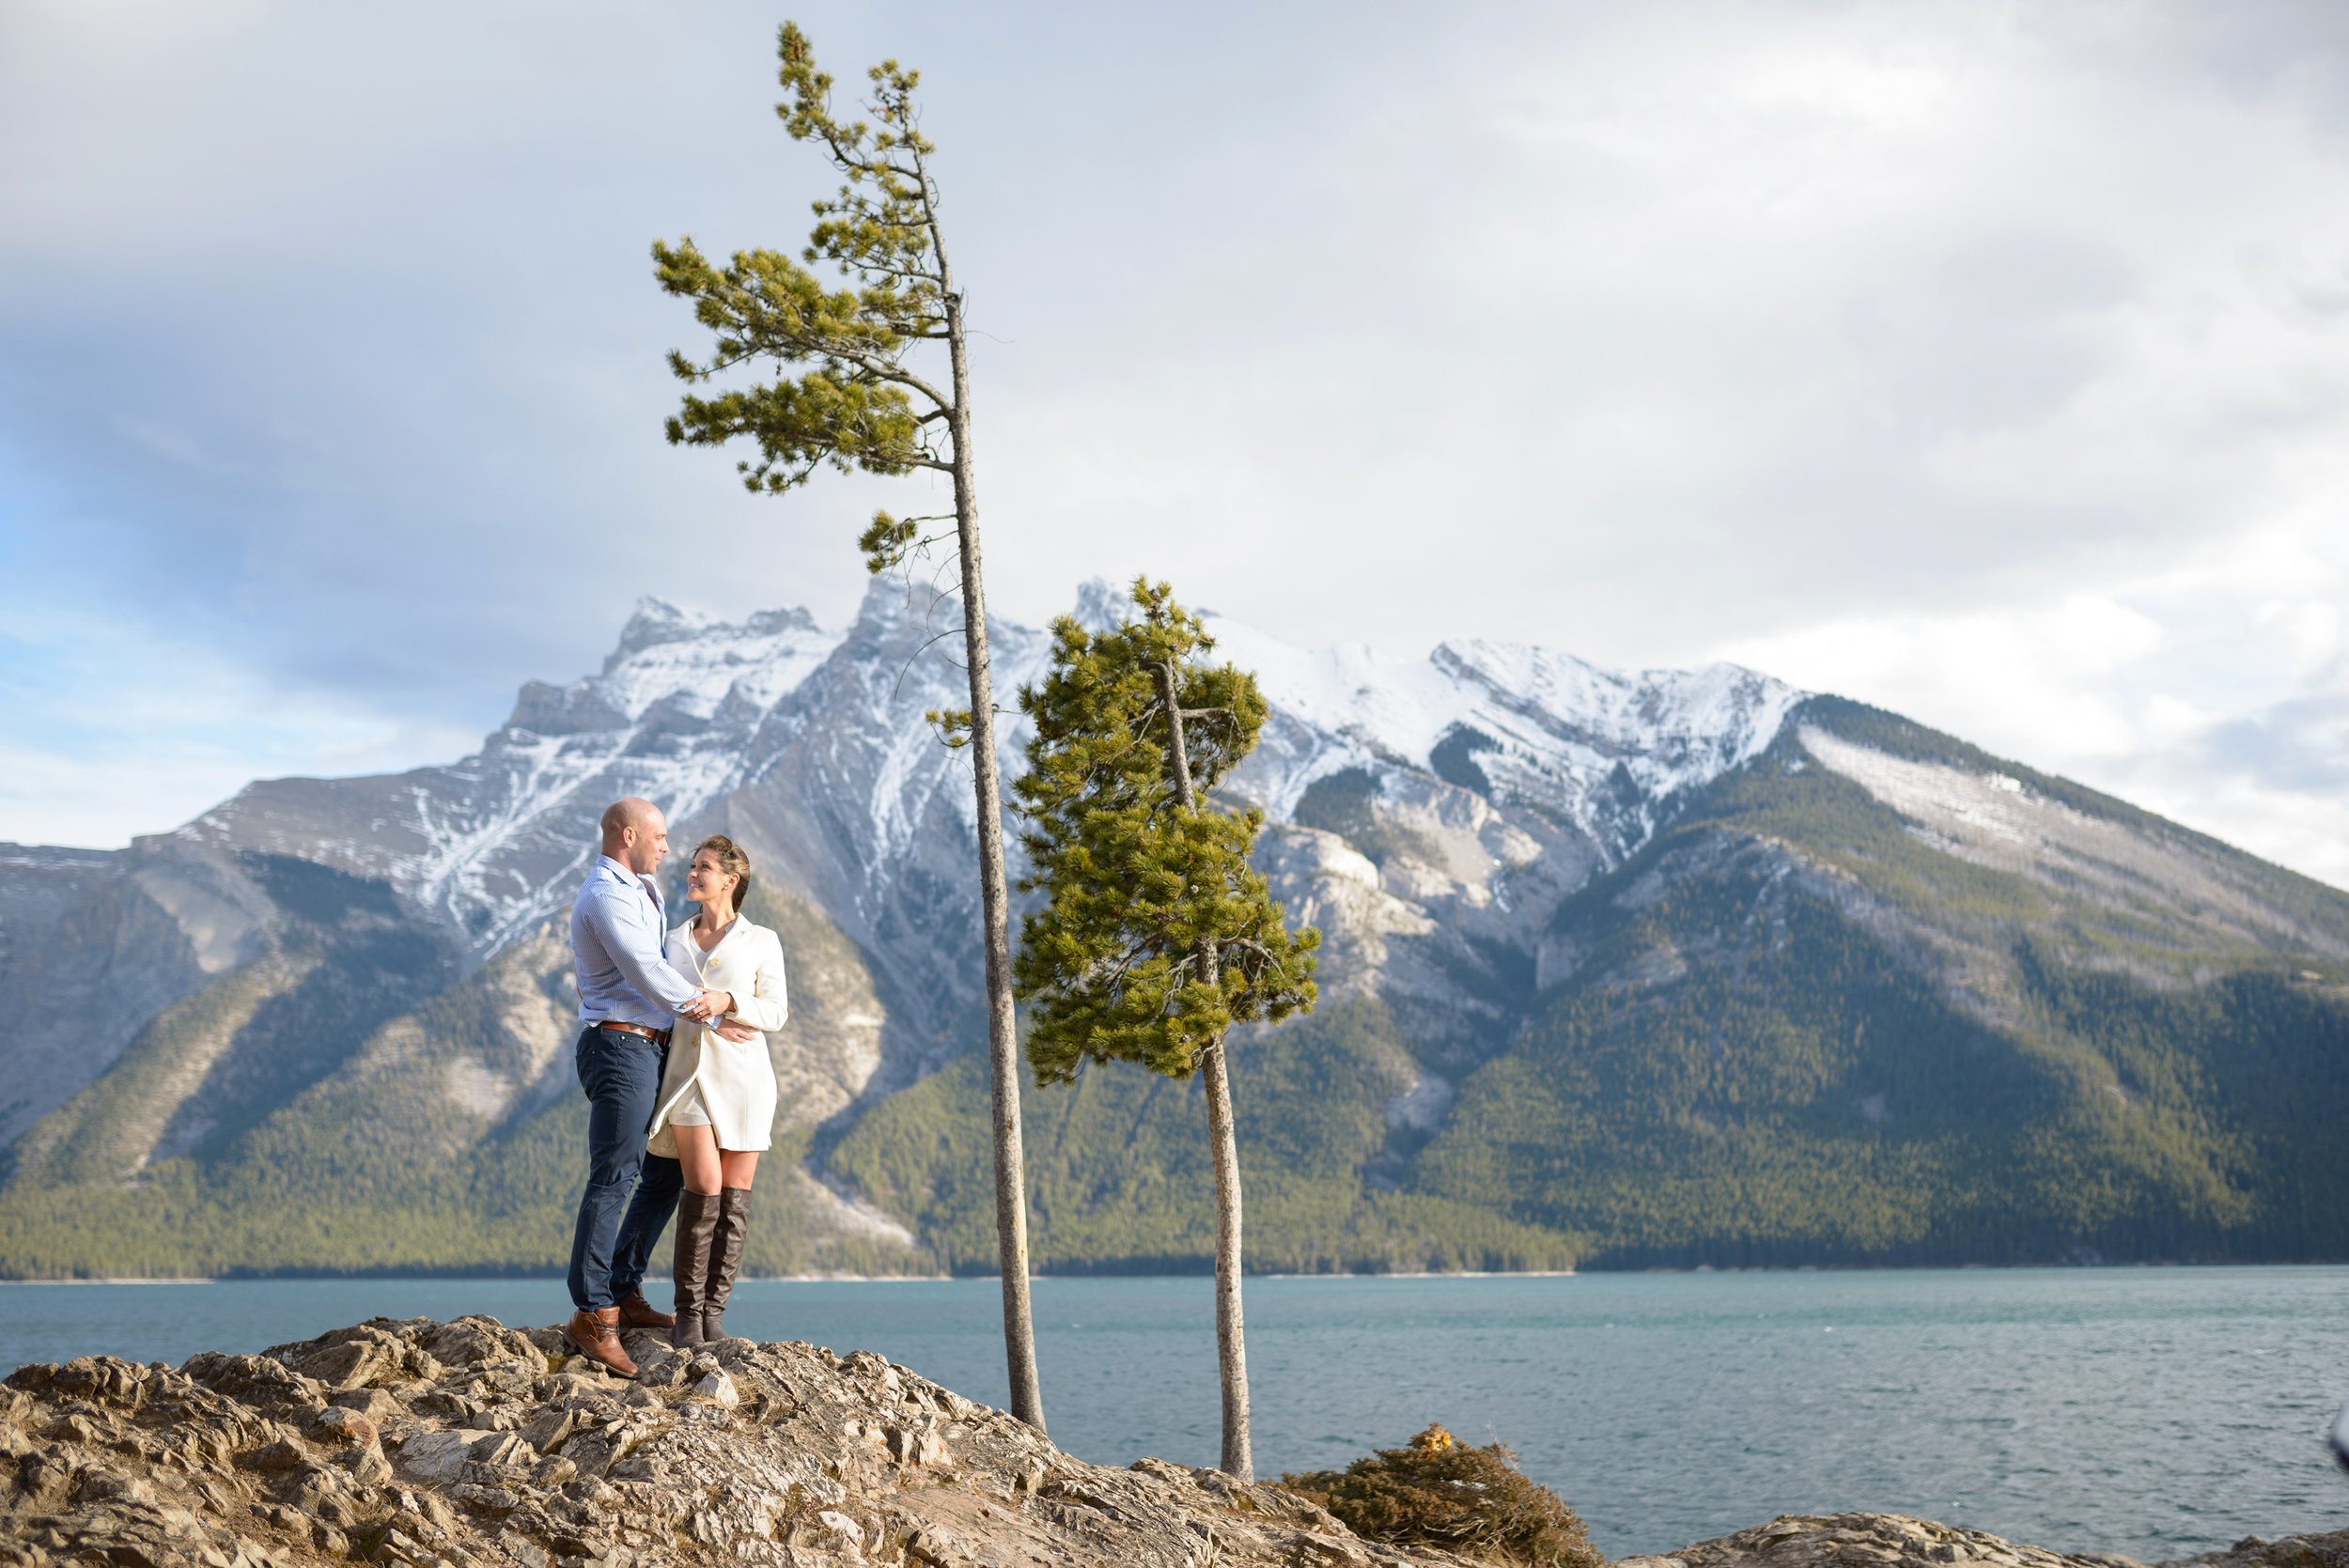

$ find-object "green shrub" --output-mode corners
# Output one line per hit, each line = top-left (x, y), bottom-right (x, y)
(1280, 1424), (1602, 1568)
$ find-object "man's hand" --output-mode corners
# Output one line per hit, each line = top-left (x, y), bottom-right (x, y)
(714, 1020), (759, 1043)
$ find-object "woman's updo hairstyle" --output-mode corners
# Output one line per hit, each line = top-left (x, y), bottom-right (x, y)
(697, 834), (753, 917)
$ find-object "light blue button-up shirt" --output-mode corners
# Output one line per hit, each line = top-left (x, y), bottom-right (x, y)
(570, 855), (701, 1027)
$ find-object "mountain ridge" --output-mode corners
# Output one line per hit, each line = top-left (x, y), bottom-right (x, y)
(0, 578), (2341, 1277)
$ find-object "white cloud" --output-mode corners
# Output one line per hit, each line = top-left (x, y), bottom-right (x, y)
(0, 613), (478, 849)
(1719, 517), (2349, 885)
(3, 0), (2348, 889)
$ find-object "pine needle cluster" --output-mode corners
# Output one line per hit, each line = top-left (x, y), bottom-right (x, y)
(1280, 1424), (1604, 1568)
(652, 22), (960, 573)
(1011, 580), (1319, 1082)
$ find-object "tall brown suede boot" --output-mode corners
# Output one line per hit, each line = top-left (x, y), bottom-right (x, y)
(704, 1186), (753, 1342)
(670, 1189), (723, 1349)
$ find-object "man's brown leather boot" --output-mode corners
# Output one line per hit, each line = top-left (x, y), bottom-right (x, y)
(563, 1305), (637, 1377)
(614, 1289), (674, 1330)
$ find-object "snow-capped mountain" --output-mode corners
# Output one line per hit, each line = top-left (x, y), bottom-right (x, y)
(12, 576), (2349, 1279)
(1206, 611), (1800, 844)
(181, 578), (1797, 977)
(175, 603), (848, 959)
(99, 578), (1787, 1133)
(0, 578), (1808, 1153)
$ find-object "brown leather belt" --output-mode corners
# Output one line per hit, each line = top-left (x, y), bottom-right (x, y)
(595, 1020), (672, 1047)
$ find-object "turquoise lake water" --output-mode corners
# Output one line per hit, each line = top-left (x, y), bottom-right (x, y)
(3, 1268), (2343, 1560)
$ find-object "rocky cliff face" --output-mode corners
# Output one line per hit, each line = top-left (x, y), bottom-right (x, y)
(3, 1316), (2339, 1568)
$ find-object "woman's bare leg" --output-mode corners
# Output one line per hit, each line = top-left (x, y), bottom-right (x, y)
(719, 1150), (759, 1190)
(675, 1124), (723, 1196)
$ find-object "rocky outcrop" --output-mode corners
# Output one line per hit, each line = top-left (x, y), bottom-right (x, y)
(3, 1324), (2339, 1568)
(0, 1317), (1489, 1568)
(2157, 1530), (2349, 1568)
(1618, 1510), (2349, 1568)
(1614, 1514), (2149, 1568)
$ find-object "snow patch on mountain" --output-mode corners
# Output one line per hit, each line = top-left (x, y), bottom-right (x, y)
(175, 579), (1805, 975)
(174, 598), (846, 959)
(1199, 602), (1801, 862)
(593, 601), (836, 721)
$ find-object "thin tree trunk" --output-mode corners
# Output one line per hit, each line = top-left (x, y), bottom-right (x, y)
(942, 278), (1045, 1435)
(1154, 657), (1196, 812)
(1155, 655), (1252, 1479)
(1200, 1036), (1252, 1480)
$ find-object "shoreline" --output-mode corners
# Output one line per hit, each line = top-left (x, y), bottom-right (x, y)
(10, 1258), (2349, 1284)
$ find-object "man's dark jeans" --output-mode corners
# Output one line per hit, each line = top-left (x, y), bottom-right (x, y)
(567, 1024), (684, 1311)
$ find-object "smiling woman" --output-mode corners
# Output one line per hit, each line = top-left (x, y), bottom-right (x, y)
(2, 3), (2347, 886)
(649, 833), (786, 1349)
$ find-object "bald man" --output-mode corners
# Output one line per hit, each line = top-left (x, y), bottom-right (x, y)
(564, 796), (726, 1376)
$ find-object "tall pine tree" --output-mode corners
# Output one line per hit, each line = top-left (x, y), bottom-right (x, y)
(650, 22), (1044, 1432)
(1012, 579), (1320, 1480)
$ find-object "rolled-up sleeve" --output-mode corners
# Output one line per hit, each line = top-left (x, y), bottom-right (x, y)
(728, 929), (789, 1032)
(583, 881), (702, 1017)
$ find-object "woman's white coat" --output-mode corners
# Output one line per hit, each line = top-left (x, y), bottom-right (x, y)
(646, 914), (786, 1155)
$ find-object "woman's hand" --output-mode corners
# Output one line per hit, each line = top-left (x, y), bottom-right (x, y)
(714, 1019), (759, 1044)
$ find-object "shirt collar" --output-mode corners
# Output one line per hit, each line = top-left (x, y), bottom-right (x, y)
(596, 855), (662, 908)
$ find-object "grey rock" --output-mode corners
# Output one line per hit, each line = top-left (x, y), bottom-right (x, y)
(177, 1355), (320, 1413)
(331, 1389), (404, 1427)
(247, 1439), (307, 1471)
(397, 1431), (478, 1485)
(526, 1455), (576, 1489)
(337, 1445), (397, 1484)
(426, 1318), (547, 1375)
(2155, 1530), (2349, 1568)
(1666, 1514), (2203, 1568)
(519, 1407), (576, 1455)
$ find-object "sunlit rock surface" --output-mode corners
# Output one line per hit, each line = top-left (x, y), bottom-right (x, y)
(0, 1316), (1475, 1567)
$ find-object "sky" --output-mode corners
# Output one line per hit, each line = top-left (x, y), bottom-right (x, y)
(4, 0), (2347, 886)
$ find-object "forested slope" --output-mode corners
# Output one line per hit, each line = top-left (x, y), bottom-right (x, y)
(832, 998), (1579, 1274)
(0, 879), (929, 1279)
(828, 698), (2349, 1271)
(1409, 699), (2349, 1266)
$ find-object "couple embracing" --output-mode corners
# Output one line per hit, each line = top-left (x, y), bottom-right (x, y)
(561, 796), (787, 1377)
